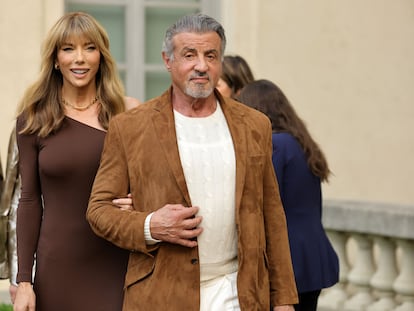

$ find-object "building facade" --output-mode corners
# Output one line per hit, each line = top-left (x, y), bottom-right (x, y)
(1, 0), (413, 206)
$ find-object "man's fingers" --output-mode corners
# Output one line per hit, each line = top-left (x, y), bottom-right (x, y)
(150, 204), (202, 245)
(176, 237), (198, 248)
(182, 216), (202, 229)
(180, 227), (203, 240)
(177, 205), (199, 218)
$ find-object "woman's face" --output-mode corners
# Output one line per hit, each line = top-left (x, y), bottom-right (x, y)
(56, 35), (101, 90)
(216, 78), (232, 98)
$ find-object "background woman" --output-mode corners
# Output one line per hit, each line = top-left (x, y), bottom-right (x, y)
(239, 79), (339, 311)
(216, 55), (254, 99)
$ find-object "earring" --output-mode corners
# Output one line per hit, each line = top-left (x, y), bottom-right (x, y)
(54, 64), (59, 70)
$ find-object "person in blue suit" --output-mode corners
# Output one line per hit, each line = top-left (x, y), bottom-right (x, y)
(238, 79), (339, 311)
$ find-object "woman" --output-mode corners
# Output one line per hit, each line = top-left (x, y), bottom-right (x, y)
(14, 12), (140, 311)
(239, 80), (339, 311)
(216, 55), (254, 99)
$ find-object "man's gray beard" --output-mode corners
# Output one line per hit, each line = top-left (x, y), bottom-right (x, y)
(185, 84), (213, 99)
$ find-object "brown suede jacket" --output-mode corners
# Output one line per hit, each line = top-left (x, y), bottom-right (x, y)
(87, 88), (298, 310)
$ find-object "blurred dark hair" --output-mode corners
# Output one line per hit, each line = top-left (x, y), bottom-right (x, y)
(221, 55), (254, 99)
(238, 79), (331, 182)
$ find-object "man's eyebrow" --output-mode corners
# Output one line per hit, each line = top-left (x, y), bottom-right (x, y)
(181, 47), (197, 53)
(180, 47), (218, 54)
(204, 49), (218, 54)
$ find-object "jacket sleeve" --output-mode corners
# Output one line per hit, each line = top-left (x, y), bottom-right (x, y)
(86, 118), (153, 255)
(263, 124), (298, 306)
(0, 142), (6, 279)
(0, 127), (20, 280)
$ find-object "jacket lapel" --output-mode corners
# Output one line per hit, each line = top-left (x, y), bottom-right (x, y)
(150, 90), (248, 210)
(151, 89), (192, 206)
(219, 96), (247, 214)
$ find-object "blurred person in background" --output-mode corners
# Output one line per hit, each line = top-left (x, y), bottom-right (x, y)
(239, 79), (339, 311)
(0, 153), (3, 192)
(216, 55), (254, 99)
(0, 127), (20, 303)
(0, 147), (5, 281)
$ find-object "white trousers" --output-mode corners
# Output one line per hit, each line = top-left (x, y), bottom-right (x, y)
(200, 271), (240, 311)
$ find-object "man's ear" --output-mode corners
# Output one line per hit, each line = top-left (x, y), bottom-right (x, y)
(161, 51), (171, 72)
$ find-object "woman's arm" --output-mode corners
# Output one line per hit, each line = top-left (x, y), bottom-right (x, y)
(15, 117), (43, 284)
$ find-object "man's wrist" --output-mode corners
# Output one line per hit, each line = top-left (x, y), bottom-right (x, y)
(144, 212), (162, 245)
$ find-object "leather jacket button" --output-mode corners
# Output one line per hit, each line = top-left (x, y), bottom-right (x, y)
(191, 258), (198, 265)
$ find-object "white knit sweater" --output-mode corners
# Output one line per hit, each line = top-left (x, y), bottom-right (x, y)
(174, 103), (238, 282)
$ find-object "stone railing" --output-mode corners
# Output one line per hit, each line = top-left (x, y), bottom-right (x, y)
(317, 200), (414, 311)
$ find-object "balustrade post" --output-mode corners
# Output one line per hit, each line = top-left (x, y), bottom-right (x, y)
(366, 236), (398, 311)
(392, 239), (414, 311)
(343, 233), (375, 311)
(318, 230), (349, 310)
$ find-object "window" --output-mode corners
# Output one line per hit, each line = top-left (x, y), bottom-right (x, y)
(66, 0), (220, 101)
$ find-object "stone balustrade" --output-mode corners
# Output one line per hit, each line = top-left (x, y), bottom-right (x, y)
(317, 200), (414, 311)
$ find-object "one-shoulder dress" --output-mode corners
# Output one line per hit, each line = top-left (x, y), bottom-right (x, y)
(16, 116), (129, 311)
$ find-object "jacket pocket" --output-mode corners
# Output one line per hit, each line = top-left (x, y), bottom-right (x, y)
(125, 253), (155, 288)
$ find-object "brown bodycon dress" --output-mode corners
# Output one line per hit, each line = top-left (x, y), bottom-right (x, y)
(16, 116), (128, 311)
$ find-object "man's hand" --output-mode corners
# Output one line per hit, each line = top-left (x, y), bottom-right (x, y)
(150, 204), (203, 247)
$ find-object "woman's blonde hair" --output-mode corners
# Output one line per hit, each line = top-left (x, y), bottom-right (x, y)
(17, 11), (125, 137)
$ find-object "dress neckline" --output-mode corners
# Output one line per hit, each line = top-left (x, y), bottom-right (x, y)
(65, 116), (106, 133)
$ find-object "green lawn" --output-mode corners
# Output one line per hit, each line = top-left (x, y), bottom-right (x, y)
(0, 304), (12, 311)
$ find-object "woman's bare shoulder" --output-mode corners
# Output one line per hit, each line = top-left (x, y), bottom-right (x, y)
(124, 96), (142, 110)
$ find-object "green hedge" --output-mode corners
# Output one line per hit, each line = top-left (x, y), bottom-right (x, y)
(0, 304), (12, 311)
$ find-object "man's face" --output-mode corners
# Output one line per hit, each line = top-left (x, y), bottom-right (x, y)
(163, 31), (222, 99)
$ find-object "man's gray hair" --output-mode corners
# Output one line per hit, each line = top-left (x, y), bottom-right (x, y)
(162, 13), (226, 61)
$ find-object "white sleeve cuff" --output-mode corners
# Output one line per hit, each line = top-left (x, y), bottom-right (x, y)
(144, 212), (162, 245)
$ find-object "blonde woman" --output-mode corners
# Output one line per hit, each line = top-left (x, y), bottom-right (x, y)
(14, 12), (140, 311)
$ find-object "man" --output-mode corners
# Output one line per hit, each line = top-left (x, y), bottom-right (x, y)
(87, 13), (298, 311)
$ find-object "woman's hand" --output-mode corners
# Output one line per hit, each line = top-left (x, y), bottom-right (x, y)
(273, 305), (295, 311)
(9, 284), (18, 304)
(112, 193), (133, 211)
(13, 282), (36, 311)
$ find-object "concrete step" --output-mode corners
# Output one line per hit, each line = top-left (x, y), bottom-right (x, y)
(0, 280), (11, 305)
